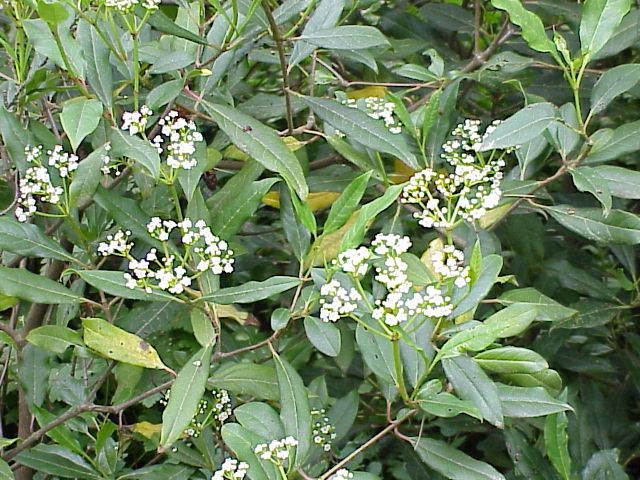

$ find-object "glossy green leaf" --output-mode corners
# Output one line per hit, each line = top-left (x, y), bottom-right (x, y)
(82, 317), (169, 370)
(234, 402), (285, 440)
(190, 309), (215, 347)
(299, 26), (389, 50)
(580, 0), (631, 58)
(289, 0), (344, 67)
(147, 9), (209, 45)
(77, 20), (112, 108)
(301, 96), (419, 169)
(498, 288), (577, 321)
(36, 0), (68, 24)
(19, 344), (52, 407)
(304, 316), (341, 356)
(202, 101), (308, 200)
(324, 171), (372, 234)
(0, 217), (76, 262)
(592, 165), (640, 199)
(60, 98), (102, 151)
(590, 64), (640, 115)
(221, 423), (274, 480)
(451, 255), (503, 317)
(209, 362), (279, 401)
(491, 0), (556, 53)
(412, 437), (506, 480)
(502, 369), (563, 396)
(479, 103), (557, 151)
(474, 347), (548, 374)
(0, 266), (81, 304)
(586, 119), (640, 163)
(69, 144), (110, 207)
(582, 450), (628, 480)
(570, 166), (612, 213)
(26, 326), (83, 354)
(0, 458), (12, 480)
(109, 128), (161, 180)
(273, 351), (312, 466)
(327, 390), (359, 441)
(545, 412), (571, 480)
(545, 205), (640, 244)
(14, 445), (101, 479)
(417, 380), (482, 420)
(497, 384), (572, 417)
(160, 345), (212, 447)
(355, 324), (395, 384)
(200, 276), (300, 304)
(442, 355), (503, 428)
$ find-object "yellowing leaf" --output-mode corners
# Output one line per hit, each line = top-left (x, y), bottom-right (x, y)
(479, 202), (513, 228)
(304, 211), (361, 268)
(224, 144), (249, 161)
(282, 136), (305, 152)
(82, 318), (171, 372)
(389, 158), (417, 184)
(262, 191), (340, 211)
(216, 304), (250, 324)
(421, 238), (444, 279)
(133, 421), (162, 439)
(347, 86), (387, 99)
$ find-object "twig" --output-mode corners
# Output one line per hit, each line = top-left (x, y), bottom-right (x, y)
(318, 410), (417, 480)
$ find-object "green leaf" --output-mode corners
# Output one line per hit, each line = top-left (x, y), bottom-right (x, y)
(32, 405), (83, 454)
(109, 128), (161, 180)
(0, 217), (76, 262)
(474, 347), (548, 374)
(585, 119), (640, 163)
(300, 96), (419, 169)
(326, 135), (379, 177)
(304, 316), (341, 356)
(504, 428), (559, 480)
(0, 458), (12, 480)
(592, 165), (640, 199)
(212, 178), (279, 238)
(221, 424), (274, 480)
(271, 307), (291, 331)
(148, 79), (184, 111)
(0, 266), (81, 304)
(14, 445), (101, 479)
(580, 0), (631, 58)
(77, 270), (175, 301)
(147, 9), (209, 45)
(273, 351), (312, 466)
(209, 362), (279, 401)
(22, 19), (64, 68)
(299, 26), (389, 50)
(412, 437), (506, 480)
(491, 0), (556, 53)
(77, 20), (113, 108)
(498, 288), (577, 321)
(502, 369), (563, 396)
(545, 205), (640, 244)
(570, 166), (612, 213)
(417, 381), (482, 420)
(590, 64), (640, 115)
(497, 384), (572, 417)
(479, 102), (557, 151)
(190, 309), (215, 347)
(355, 324), (396, 384)
(19, 344), (52, 407)
(442, 355), (503, 428)
(37, 0), (68, 25)
(340, 184), (404, 251)
(234, 402), (285, 440)
(160, 345), (212, 447)
(324, 171), (372, 234)
(201, 102), (308, 200)
(327, 390), (359, 441)
(451, 255), (503, 317)
(68, 144), (110, 207)
(200, 276), (300, 304)
(60, 98), (103, 151)
(582, 450), (629, 480)
(82, 317), (170, 371)
(289, 0), (345, 67)
(26, 326), (83, 354)
(280, 185), (310, 262)
(545, 412), (571, 480)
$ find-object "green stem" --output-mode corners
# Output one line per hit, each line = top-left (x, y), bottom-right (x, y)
(277, 464), (288, 480)
(170, 184), (183, 221)
(392, 337), (409, 403)
(132, 30), (140, 110)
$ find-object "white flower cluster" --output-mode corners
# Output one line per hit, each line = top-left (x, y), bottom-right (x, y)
(254, 436), (298, 465)
(342, 96), (402, 134)
(105, 0), (159, 13)
(211, 388), (233, 423)
(319, 279), (361, 323)
(329, 469), (354, 480)
(311, 409), (336, 452)
(151, 111), (203, 170)
(431, 245), (470, 288)
(98, 217), (233, 296)
(212, 458), (248, 480)
(401, 119), (506, 229)
(325, 234), (453, 327)
(15, 146), (75, 222)
(121, 105), (152, 135)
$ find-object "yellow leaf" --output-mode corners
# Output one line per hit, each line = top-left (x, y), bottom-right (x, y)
(282, 136), (305, 152)
(216, 304), (250, 325)
(478, 203), (513, 228)
(304, 211), (361, 268)
(389, 159), (417, 184)
(347, 86), (387, 99)
(224, 144), (249, 161)
(262, 191), (340, 211)
(82, 318), (171, 372)
(133, 421), (162, 439)
(420, 237), (444, 280)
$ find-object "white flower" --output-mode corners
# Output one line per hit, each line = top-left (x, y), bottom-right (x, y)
(319, 279), (361, 322)
(311, 409), (336, 452)
(121, 106), (152, 135)
(157, 111), (203, 170)
(212, 457), (248, 480)
(254, 437), (298, 465)
(329, 469), (354, 480)
(431, 245), (470, 287)
(336, 247), (371, 277)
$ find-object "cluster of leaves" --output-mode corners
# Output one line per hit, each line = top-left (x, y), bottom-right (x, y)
(0, 0), (639, 479)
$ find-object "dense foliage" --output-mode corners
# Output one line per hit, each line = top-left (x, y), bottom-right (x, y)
(0, 0), (639, 479)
